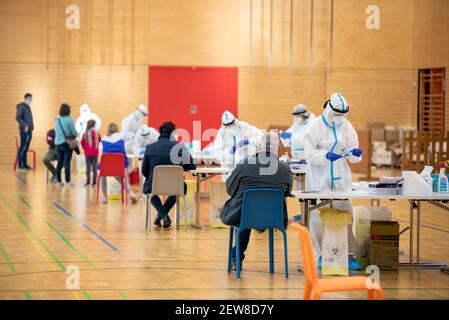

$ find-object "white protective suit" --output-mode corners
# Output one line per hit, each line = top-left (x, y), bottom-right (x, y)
(133, 124), (160, 158)
(121, 104), (148, 154)
(290, 117), (316, 160)
(75, 104), (102, 136)
(302, 92), (362, 258)
(213, 111), (262, 173)
(281, 104), (316, 148)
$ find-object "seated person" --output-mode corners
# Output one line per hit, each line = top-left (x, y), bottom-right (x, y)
(99, 123), (138, 204)
(142, 121), (196, 229)
(220, 132), (293, 271)
(43, 128), (57, 182)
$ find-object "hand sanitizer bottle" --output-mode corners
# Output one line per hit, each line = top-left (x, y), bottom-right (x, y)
(438, 162), (449, 193)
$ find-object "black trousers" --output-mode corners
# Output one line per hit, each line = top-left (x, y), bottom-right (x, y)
(85, 156), (98, 184)
(55, 143), (73, 183)
(18, 129), (32, 167)
(231, 229), (252, 261)
(150, 183), (187, 218)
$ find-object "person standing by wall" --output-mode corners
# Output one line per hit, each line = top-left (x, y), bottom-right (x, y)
(15, 93), (34, 170)
(42, 128), (58, 182)
(54, 103), (78, 186)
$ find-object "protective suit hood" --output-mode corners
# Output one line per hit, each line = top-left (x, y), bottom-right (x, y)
(322, 93), (349, 126)
(80, 104), (92, 116)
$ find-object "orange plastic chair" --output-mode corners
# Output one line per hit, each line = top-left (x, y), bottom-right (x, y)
(290, 223), (384, 300)
(14, 136), (36, 170)
(96, 153), (128, 205)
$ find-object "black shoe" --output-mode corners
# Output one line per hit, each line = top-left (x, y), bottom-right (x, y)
(24, 165), (33, 170)
(84, 182), (90, 187)
(231, 259), (243, 271)
(256, 229), (266, 233)
(153, 215), (162, 227)
(162, 215), (172, 229)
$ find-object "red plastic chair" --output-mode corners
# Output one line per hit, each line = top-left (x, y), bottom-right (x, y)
(14, 136), (36, 170)
(96, 153), (128, 205)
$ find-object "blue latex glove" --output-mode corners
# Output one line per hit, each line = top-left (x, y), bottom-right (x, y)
(238, 139), (250, 148)
(280, 131), (292, 140)
(326, 152), (342, 162)
(351, 148), (363, 157)
(230, 145), (237, 155)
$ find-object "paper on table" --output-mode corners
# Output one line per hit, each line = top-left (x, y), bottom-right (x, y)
(402, 171), (432, 196)
(420, 166), (434, 177)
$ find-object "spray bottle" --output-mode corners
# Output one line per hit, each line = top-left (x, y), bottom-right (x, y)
(438, 162), (449, 193)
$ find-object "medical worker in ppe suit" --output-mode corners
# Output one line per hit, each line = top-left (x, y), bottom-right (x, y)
(213, 111), (262, 179)
(121, 104), (148, 154)
(133, 124), (160, 158)
(302, 92), (363, 271)
(75, 103), (102, 136)
(279, 104), (316, 148)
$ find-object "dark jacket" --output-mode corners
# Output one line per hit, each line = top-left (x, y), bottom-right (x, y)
(16, 102), (34, 131)
(141, 134), (197, 194)
(46, 129), (56, 150)
(220, 152), (293, 228)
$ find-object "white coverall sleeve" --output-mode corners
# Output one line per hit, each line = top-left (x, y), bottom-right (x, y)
(345, 122), (362, 164)
(75, 117), (83, 135)
(213, 128), (230, 164)
(149, 128), (160, 143)
(302, 122), (328, 166)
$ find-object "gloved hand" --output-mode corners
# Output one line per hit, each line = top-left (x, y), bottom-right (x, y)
(279, 131), (292, 140)
(238, 139), (250, 148)
(351, 148), (363, 157)
(326, 152), (342, 162)
(230, 145), (237, 155)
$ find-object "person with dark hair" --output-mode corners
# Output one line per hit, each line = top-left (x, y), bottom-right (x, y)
(220, 132), (292, 271)
(142, 121), (197, 229)
(54, 103), (77, 186)
(15, 93), (34, 170)
(42, 128), (58, 182)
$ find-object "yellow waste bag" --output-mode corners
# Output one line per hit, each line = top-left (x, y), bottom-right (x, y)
(319, 208), (352, 276)
(168, 180), (196, 226)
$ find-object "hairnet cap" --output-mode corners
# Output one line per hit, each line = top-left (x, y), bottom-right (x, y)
(222, 111), (235, 125)
(292, 104), (308, 115)
(137, 104), (148, 116)
(329, 92), (349, 113)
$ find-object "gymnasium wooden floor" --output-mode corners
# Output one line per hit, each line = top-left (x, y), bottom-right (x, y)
(0, 166), (448, 300)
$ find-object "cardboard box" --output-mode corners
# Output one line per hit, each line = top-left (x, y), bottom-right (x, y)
(353, 207), (392, 266)
(370, 221), (399, 270)
(208, 181), (230, 228)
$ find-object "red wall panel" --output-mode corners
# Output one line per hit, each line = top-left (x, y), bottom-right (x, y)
(149, 66), (238, 148)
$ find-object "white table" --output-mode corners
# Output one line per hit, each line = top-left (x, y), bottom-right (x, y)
(190, 167), (233, 228)
(290, 190), (449, 269)
(190, 167), (307, 228)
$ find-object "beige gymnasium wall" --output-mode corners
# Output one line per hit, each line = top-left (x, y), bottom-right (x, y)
(0, 0), (446, 165)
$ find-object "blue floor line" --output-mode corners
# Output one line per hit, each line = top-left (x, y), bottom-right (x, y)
(51, 201), (118, 251)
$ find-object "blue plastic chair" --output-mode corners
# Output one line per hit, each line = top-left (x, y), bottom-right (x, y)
(227, 188), (289, 278)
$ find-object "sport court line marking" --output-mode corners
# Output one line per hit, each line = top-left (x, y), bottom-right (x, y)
(52, 201), (118, 251)
(12, 172), (27, 185)
(0, 241), (16, 273)
(18, 196), (97, 269)
(0, 196), (91, 300)
(0, 195), (65, 271)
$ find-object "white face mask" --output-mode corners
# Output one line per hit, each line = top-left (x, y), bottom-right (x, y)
(25, 99), (32, 106)
(294, 116), (304, 125)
